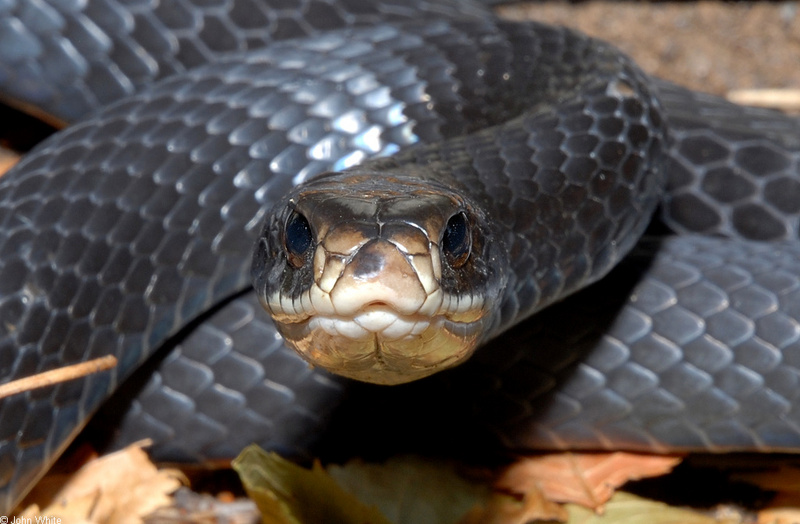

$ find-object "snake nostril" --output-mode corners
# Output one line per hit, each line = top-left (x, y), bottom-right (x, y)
(284, 210), (313, 268)
(441, 212), (471, 268)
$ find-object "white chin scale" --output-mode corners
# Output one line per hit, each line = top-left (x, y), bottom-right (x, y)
(273, 305), (485, 385)
(319, 306), (431, 340)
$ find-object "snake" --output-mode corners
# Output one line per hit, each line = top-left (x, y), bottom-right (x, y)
(1, 0), (800, 512)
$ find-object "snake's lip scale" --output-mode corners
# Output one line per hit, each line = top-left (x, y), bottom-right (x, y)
(306, 305), (486, 341)
(325, 308), (434, 340)
(266, 289), (486, 326)
(265, 287), (489, 384)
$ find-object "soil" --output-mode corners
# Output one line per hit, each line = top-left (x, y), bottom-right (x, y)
(498, 1), (800, 107)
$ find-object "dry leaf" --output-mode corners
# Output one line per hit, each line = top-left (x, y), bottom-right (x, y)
(566, 491), (721, 524)
(328, 456), (488, 524)
(20, 441), (184, 524)
(0, 148), (19, 176)
(734, 466), (800, 493)
(459, 485), (567, 524)
(235, 448), (494, 524)
(757, 492), (800, 524)
(759, 505), (800, 524)
(232, 445), (394, 524)
(496, 452), (682, 512)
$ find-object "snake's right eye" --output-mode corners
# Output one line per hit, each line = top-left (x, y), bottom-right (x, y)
(441, 211), (471, 268)
(284, 211), (313, 268)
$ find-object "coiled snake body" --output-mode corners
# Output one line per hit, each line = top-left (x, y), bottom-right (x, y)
(2, 0), (800, 512)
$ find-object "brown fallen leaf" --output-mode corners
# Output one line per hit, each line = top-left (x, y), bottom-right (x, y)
(19, 441), (185, 524)
(744, 475), (800, 524)
(728, 465), (800, 523)
(757, 500), (800, 524)
(495, 452), (683, 513)
(0, 147), (19, 176)
(734, 466), (800, 493)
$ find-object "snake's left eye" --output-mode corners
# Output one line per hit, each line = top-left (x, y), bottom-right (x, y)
(284, 210), (313, 268)
(441, 212), (471, 268)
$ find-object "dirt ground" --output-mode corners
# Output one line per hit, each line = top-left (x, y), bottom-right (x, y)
(499, 1), (800, 109)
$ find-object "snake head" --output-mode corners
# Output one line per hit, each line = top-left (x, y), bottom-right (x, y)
(252, 170), (506, 385)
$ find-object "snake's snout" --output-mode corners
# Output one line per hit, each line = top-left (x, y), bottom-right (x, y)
(327, 238), (431, 318)
(252, 171), (504, 385)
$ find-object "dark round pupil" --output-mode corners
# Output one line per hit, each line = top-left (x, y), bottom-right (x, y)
(285, 211), (312, 257)
(442, 212), (470, 260)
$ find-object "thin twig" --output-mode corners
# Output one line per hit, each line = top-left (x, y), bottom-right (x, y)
(0, 355), (118, 399)
(727, 88), (800, 113)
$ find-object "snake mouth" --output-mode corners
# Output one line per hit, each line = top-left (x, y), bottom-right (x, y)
(268, 297), (488, 385)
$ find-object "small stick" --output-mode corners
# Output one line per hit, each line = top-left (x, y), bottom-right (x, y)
(727, 88), (800, 112)
(0, 355), (118, 400)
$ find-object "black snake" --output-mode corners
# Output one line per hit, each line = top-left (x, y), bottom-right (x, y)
(2, 0), (800, 512)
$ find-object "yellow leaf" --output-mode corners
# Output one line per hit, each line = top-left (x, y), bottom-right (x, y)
(328, 456), (488, 524)
(232, 445), (393, 524)
(566, 492), (719, 524)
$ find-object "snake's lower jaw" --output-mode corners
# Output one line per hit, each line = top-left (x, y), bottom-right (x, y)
(273, 311), (487, 385)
